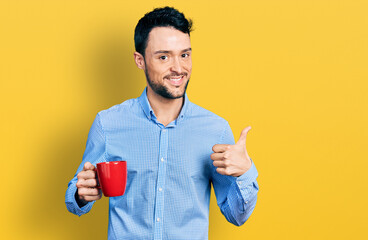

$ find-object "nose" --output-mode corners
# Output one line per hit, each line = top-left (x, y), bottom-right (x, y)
(170, 57), (183, 74)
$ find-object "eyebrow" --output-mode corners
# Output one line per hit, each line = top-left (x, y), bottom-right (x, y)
(154, 48), (192, 54)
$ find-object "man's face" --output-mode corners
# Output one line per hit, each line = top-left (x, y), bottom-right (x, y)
(143, 27), (192, 99)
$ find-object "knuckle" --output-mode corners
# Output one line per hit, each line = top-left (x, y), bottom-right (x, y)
(83, 162), (89, 170)
(224, 152), (230, 159)
(77, 172), (82, 179)
(78, 170), (88, 179)
(223, 160), (229, 167)
(76, 179), (83, 188)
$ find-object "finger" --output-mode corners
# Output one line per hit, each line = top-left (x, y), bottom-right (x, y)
(210, 152), (225, 161)
(215, 167), (229, 176)
(82, 194), (102, 202)
(77, 169), (96, 180)
(83, 162), (95, 171)
(213, 160), (226, 168)
(76, 178), (98, 188)
(77, 187), (100, 197)
(236, 126), (251, 146)
(212, 144), (231, 153)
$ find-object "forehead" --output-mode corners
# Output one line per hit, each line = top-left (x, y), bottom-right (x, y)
(146, 27), (191, 52)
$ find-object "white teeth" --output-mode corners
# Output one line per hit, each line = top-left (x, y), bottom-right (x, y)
(169, 76), (183, 82)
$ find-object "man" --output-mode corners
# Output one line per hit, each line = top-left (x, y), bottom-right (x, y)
(65, 6), (259, 240)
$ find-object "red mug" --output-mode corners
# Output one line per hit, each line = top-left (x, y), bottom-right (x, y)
(95, 161), (127, 197)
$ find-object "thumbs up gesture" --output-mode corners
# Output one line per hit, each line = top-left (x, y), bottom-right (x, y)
(211, 126), (252, 177)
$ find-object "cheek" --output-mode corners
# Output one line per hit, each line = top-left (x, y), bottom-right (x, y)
(185, 59), (192, 68)
(147, 64), (165, 78)
(185, 61), (192, 73)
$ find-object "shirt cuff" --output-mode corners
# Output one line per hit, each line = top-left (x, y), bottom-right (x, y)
(68, 185), (95, 216)
(236, 159), (258, 183)
(235, 160), (258, 200)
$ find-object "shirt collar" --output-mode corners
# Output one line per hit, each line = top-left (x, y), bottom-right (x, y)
(138, 87), (154, 120)
(138, 87), (190, 123)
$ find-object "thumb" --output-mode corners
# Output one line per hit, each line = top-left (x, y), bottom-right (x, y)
(236, 126), (251, 146)
(83, 162), (95, 171)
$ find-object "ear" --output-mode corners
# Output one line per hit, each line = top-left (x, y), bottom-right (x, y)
(134, 52), (145, 70)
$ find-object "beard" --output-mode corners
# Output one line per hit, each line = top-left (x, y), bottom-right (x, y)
(145, 69), (190, 99)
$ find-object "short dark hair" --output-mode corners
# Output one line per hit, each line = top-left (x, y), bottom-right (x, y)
(134, 6), (193, 56)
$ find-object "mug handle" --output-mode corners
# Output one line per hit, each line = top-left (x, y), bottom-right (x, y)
(94, 168), (101, 189)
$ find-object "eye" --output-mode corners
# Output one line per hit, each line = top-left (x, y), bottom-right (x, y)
(159, 55), (168, 60)
(181, 53), (190, 58)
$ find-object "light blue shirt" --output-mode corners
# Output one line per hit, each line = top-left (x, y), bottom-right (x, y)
(65, 88), (259, 240)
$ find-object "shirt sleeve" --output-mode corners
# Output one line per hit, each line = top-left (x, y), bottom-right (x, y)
(210, 122), (259, 226)
(65, 113), (107, 216)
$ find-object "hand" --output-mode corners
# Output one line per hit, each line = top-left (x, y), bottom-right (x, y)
(211, 126), (252, 177)
(76, 162), (102, 204)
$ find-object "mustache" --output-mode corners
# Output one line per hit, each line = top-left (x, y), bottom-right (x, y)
(164, 72), (188, 79)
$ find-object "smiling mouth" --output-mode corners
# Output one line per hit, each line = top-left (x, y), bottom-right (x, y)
(165, 74), (185, 86)
(168, 75), (183, 82)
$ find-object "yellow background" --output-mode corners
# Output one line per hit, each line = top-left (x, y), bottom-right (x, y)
(1, 0), (367, 239)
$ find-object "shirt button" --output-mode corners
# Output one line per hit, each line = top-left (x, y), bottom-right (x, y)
(161, 157), (164, 162)
(245, 201), (248, 204)
(238, 181), (242, 185)
(159, 187), (162, 192)
(157, 218), (160, 222)
(162, 129), (166, 133)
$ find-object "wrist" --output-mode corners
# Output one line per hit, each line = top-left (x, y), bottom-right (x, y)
(75, 189), (88, 208)
(236, 157), (252, 177)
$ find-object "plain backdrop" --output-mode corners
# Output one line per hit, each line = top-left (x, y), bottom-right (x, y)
(1, 0), (367, 239)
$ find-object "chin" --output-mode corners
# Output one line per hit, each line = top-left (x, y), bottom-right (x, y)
(170, 85), (188, 98)
(147, 75), (190, 99)
(165, 91), (185, 99)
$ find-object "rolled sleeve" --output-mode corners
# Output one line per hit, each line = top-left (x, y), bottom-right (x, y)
(211, 122), (259, 226)
(65, 181), (95, 216)
(235, 160), (259, 213)
(65, 113), (107, 216)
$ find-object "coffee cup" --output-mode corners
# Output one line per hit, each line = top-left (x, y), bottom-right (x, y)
(95, 161), (127, 197)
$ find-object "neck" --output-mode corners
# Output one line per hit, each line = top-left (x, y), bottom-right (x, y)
(146, 87), (184, 126)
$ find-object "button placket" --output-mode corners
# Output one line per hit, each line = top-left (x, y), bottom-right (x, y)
(153, 128), (169, 240)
